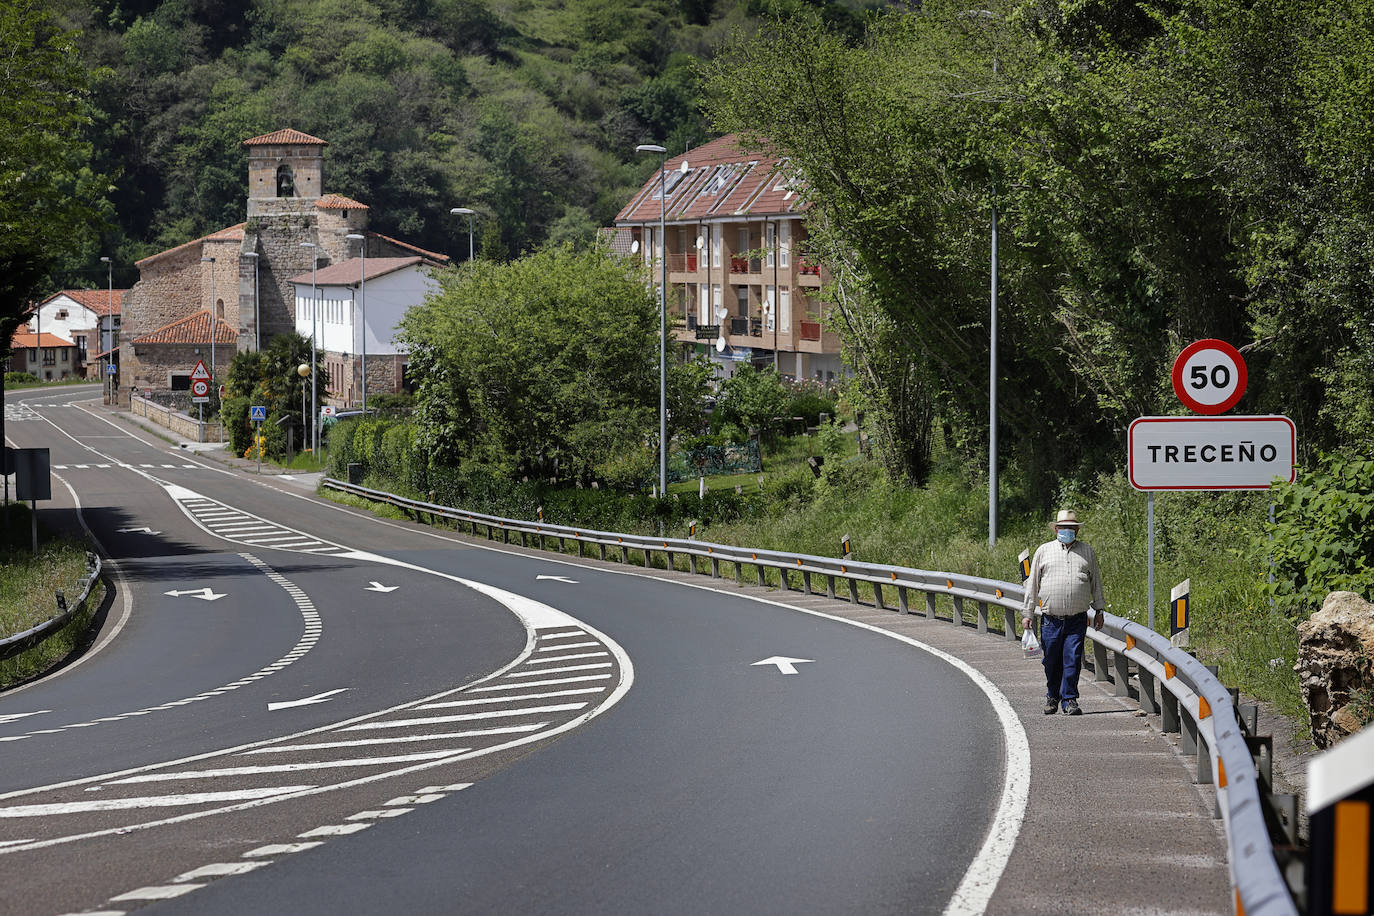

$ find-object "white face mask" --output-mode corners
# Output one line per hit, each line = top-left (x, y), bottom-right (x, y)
(1056, 528), (1076, 545)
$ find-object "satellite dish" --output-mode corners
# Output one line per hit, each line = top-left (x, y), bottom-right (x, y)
(715, 337), (726, 353)
(714, 307), (728, 321)
(630, 239), (640, 254)
(695, 236), (705, 250)
(679, 160), (689, 174)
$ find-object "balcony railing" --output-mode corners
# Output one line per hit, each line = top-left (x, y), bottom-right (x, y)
(668, 253), (700, 273)
(798, 260), (822, 276)
(800, 320), (822, 341)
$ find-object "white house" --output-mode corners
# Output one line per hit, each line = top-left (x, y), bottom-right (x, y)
(289, 256), (441, 406)
(29, 289), (125, 375)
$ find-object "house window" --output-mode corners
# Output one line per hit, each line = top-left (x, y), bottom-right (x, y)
(276, 164), (296, 197)
(780, 289), (791, 332)
(780, 222), (791, 268)
(60, 350), (68, 363)
(735, 286), (749, 318)
(74, 334), (87, 356)
(711, 225), (721, 269)
(737, 227), (749, 261)
(698, 283), (709, 324)
(56, 309), (68, 320)
(765, 225), (775, 268)
(170, 373), (191, 391)
(42, 348), (56, 366)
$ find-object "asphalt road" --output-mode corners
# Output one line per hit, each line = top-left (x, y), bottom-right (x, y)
(1, 386), (1018, 915)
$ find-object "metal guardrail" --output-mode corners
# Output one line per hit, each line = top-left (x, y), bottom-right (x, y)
(0, 552), (103, 662)
(321, 477), (1299, 915)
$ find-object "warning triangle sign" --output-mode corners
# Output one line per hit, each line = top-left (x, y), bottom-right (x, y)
(190, 360), (211, 381)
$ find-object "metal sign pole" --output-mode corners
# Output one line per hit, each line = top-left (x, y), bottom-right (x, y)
(1147, 491), (1156, 631)
(256, 420), (262, 475)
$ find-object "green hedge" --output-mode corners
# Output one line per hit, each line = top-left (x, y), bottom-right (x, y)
(326, 417), (763, 531)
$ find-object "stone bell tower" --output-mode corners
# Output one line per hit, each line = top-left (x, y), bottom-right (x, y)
(244, 128), (327, 218)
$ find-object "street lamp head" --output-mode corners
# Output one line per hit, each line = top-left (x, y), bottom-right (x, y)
(297, 363), (311, 378)
(201, 256), (215, 263)
(346, 233), (364, 240)
(450, 207), (474, 216)
(243, 251), (258, 258)
(100, 256), (110, 263)
(300, 241), (316, 249)
(636, 144), (667, 154)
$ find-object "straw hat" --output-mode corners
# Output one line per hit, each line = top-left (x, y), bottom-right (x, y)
(1053, 509), (1082, 528)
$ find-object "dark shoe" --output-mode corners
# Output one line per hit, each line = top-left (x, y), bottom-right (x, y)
(1043, 697), (1058, 715)
(1063, 699), (1082, 716)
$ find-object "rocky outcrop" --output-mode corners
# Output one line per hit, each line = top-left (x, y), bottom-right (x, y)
(1296, 591), (1374, 748)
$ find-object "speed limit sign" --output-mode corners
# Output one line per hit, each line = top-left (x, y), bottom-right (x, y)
(1171, 339), (1247, 415)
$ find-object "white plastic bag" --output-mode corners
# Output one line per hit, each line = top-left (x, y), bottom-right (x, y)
(1021, 627), (1042, 660)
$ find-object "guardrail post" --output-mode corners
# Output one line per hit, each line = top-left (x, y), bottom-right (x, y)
(520, 531), (528, 547)
(898, 586), (909, 614)
(735, 560), (743, 585)
(826, 575), (835, 600)
(1246, 734), (1274, 788)
(619, 544), (629, 563)
(976, 601), (988, 634)
(802, 570), (812, 594)
(1197, 736), (1214, 787)
(1113, 650), (1132, 697)
(1181, 707), (1198, 755)
(1162, 691), (1180, 734)
(711, 556), (720, 578)
(1093, 642), (1111, 682)
(688, 553), (697, 574)
(643, 548), (652, 568)
(951, 596), (964, 626)
(925, 593), (936, 619)
(846, 577), (859, 604)
(1137, 667), (1161, 715)
(598, 543), (607, 561)
(778, 568), (790, 591)
(577, 539), (585, 558)
(1003, 607), (1018, 640)
(666, 549), (675, 571)
(874, 583), (885, 610)
(756, 564), (766, 588)
(1239, 703), (1259, 737)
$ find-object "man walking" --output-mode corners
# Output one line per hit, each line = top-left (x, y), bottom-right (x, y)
(1021, 509), (1105, 716)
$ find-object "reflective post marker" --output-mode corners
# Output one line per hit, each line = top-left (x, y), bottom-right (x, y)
(1170, 578), (1190, 648)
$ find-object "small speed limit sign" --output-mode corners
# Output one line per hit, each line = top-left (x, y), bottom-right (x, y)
(1171, 338), (1247, 415)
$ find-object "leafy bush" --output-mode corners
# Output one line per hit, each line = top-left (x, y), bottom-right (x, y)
(784, 379), (837, 427)
(714, 365), (790, 443)
(5, 371), (39, 386)
(1253, 453), (1374, 618)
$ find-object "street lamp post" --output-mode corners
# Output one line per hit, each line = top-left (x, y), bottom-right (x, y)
(201, 256), (216, 390)
(298, 363), (310, 465)
(636, 143), (668, 498)
(100, 256), (113, 403)
(449, 207), (475, 262)
(345, 233), (367, 413)
(300, 242), (320, 455)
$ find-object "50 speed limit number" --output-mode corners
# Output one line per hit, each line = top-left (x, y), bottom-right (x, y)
(1171, 338), (1247, 415)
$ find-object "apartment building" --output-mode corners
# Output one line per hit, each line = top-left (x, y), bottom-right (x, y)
(615, 135), (844, 383)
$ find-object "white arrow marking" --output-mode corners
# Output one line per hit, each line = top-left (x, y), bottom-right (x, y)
(267, 688), (349, 711)
(751, 656), (814, 675)
(364, 581), (399, 593)
(535, 575), (579, 584)
(118, 526), (161, 535)
(0, 711), (50, 725)
(163, 588), (226, 601)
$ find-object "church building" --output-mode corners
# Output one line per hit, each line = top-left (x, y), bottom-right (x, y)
(120, 129), (447, 405)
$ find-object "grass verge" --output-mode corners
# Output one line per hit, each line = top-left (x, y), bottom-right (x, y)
(0, 504), (105, 689)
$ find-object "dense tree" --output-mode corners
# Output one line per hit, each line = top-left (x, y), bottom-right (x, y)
(399, 245), (659, 486)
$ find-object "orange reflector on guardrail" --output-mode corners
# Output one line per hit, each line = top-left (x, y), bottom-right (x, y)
(796, 559), (802, 567)
(1199, 697), (1212, 720)
(751, 553), (757, 560)
(1165, 662), (1177, 680)
(946, 580), (953, 589)
(893, 572), (899, 581)
(1126, 635), (1135, 650)
(1219, 758), (1228, 788)
(840, 565), (847, 573)
(1235, 888), (1244, 916)
(663, 542), (668, 548)
(995, 588), (1003, 597)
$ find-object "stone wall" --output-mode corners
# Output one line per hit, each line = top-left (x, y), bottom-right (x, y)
(131, 394), (224, 442)
(127, 343), (228, 405)
(1297, 590), (1374, 748)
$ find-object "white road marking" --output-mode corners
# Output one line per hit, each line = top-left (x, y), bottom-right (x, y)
(298, 823), (370, 837)
(0, 787), (315, 817)
(507, 662), (612, 677)
(416, 784), (472, 793)
(348, 809), (411, 820)
(110, 750), (468, 783)
(243, 842), (323, 857)
(242, 725), (545, 754)
(469, 673), (612, 692)
(174, 861), (270, 881)
(524, 652), (608, 665)
(384, 794), (443, 806)
(267, 688), (349, 711)
(537, 641), (599, 651)
(111, 885), (202, 901)
(342, 705), (585, 729)
(418, 688), (604, 709)
(0, 711), (49, 725)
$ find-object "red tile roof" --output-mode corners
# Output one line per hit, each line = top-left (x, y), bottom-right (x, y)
(90, 345), (120, 360)
(616, 134), (809, 225)
(598, 227), (634, 257)
(316, 194), (369, 211)
(43, 289), (125, 317)
(243, 128), (328, 146)
(369, 231), (450, 263)
(130, 311), (237, 346)
(288, 256), (433, 286)
(11, 331), (76, 349)
(136, 224), (247, 268)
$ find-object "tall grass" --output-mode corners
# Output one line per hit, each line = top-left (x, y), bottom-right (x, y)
(0, 504), (103, 688)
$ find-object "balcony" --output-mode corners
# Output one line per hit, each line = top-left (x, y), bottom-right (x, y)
(800, 320), (822, 341)
(798, 260), (822, 276)
(668, 253), (699, 273)
(729, 317), (766, 337)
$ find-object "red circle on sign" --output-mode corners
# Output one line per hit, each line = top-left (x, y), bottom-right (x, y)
(191, 379), (209, 397)
(1171, 339), (1247, 415)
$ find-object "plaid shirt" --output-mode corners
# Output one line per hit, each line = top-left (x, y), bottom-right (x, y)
(1022, 538), (1105, 617)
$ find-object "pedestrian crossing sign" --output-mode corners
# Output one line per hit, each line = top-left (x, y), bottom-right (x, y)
(250, 405), (267, 422)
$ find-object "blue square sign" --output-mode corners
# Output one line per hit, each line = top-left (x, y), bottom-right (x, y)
(250, 405), (267, 422)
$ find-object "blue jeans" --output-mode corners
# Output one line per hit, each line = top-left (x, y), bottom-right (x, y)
(1041, 613), (1088, 707)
